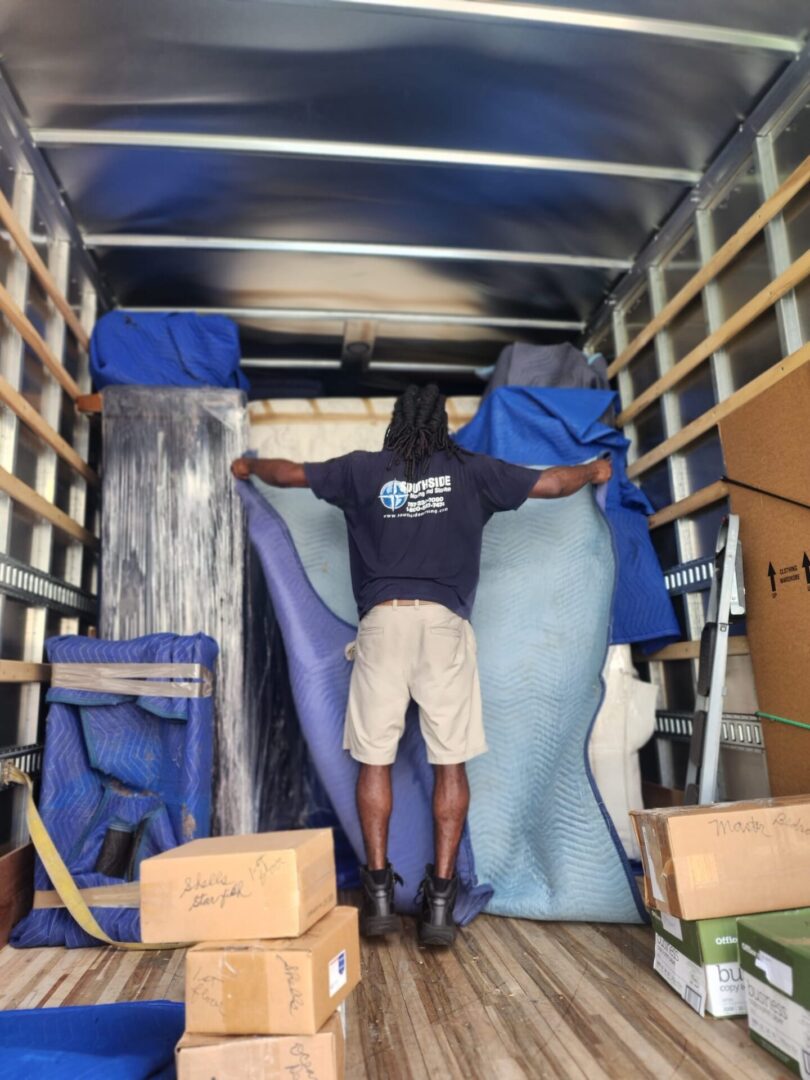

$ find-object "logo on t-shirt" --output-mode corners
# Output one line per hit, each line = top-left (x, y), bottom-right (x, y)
(379, 480), (409, 510)
(379, 475), (452, 518)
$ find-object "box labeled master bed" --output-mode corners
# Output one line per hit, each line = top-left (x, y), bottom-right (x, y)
(185, 905), (360, 1035)
(140, 829), (336, 943)
(631, 797), (810, 920)
(650, 909), (745, 1018)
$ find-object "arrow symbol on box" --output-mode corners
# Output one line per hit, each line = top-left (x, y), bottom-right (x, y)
(803, 553), (810, 585)
(768, 562), (777, 593)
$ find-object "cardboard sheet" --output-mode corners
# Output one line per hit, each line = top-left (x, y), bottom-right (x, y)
(720, 365), (810, 795)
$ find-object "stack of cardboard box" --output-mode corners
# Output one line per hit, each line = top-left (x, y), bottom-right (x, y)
(139, 829), (360, 1079)
(632, 796), (810, 1072)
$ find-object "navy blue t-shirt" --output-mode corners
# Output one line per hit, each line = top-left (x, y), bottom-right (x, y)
(304, 449), (539, 619)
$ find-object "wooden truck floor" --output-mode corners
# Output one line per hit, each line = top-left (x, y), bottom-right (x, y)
(0, 914), (784, 1079)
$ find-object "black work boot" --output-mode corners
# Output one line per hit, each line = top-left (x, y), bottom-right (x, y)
(359, 864), (403, 938)
(417, 865), (458, 947)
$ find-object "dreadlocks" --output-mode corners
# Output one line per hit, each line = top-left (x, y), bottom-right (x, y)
(383, 383), (465, 482)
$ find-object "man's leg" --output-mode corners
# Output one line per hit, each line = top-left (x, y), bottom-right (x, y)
(355, 762), (401, 938)
(433, 763), (470, 879)
(356, 763), (393, 869)
(414, 763), (468, 947)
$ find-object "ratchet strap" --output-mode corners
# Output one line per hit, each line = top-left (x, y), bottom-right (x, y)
(2, 762), (185, 951)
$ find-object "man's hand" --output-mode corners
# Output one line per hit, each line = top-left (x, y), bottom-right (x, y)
(231, 457), (309, 489)
(529, 455), (613, 499)
(231, 457), (253, 480)
(590, 457), (612, 486)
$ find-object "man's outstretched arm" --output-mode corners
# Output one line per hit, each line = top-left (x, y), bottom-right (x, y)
(231, 457), (309, 488)
(528, 458), (611, 499)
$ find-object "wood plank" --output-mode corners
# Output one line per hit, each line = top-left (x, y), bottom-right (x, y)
(0, 280), (82, 400)
(0, 843), (33, 947)
(608, 154), (810, 379)
(0, 914), (790, 1078)
(76, 392), (103, 414)
(648, 481), (728, 529)
(0, 465), (97, 547)
(0, 189), (90, 350)
(619, 249), (810, 427)
(33, 883), (140, 909)
(629, 339), (810, 477)
(0, 373), (98, 485)
(637, 636), (750, 662)
(0, 659), (50, 682)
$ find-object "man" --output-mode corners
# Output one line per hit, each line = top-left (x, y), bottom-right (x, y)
(232, 384), (611, 946)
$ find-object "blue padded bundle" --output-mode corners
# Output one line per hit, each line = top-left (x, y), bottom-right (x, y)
(90, 310), (248, 390)
(12, 633), (217, 948)
(0, 1001), (184, 1080)
(456, 386), (679, 651)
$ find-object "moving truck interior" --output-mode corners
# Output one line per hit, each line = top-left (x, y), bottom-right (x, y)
(0, 3), (808, 1077)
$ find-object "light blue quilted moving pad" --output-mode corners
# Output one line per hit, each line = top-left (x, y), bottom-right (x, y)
(240, 471), (644, 922)
(11, 632), (217, 948)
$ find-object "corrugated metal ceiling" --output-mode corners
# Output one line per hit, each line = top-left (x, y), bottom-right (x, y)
(0, 0), (806, 392)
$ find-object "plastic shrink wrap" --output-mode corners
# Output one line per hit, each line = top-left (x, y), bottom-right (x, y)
(100, 387), (259, 834)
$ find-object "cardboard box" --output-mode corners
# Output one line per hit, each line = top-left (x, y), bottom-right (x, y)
(737, 908), (810, 1077)
(630, 797), (810, 920)
(176, 1010), (345, 1080)
(140, 830), (336, 944)
(720, 363), (810, 797)
(185, 905), (360, 1035)
(650, 909), (746, 1018)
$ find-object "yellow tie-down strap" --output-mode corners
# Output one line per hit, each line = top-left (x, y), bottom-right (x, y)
(2, 763), (186, 951)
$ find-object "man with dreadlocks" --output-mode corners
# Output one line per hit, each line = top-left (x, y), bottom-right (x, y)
(232, 384), (611, 946)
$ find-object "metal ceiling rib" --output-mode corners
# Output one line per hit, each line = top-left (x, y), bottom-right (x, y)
(32, 129), (701, 184)
(314, 1), (804, 52)
(125, 307), (585, 331)
(0, 0), (806, 383)
(82, 234), (633, 271)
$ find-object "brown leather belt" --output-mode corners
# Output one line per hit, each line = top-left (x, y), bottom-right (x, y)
(376, 599), (440, 608)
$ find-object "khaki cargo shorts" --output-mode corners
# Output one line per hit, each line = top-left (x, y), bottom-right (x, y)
(344, 600), (487, 766)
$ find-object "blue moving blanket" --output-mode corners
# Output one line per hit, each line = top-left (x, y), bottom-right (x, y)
(90, 310), (248, 390)
(456, 387), (678, 651)
(12, 633), (217, 947)
(240, 451), (646, 921)
(0, 1002), (184, 1080)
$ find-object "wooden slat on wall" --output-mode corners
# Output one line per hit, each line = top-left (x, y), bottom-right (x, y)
(0, 660), (50, 682)
(0, 280), (81, 400)
(648, 481), (728, 529)
(0, 466), (96, 547)
(0, 374), (97, 485)
(619, 249), (810, 427)
(638, 637), (750, 663)
(629, 339), (810, 478)
(608, 154), (810, 379)
(0, 190), (90, 350)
